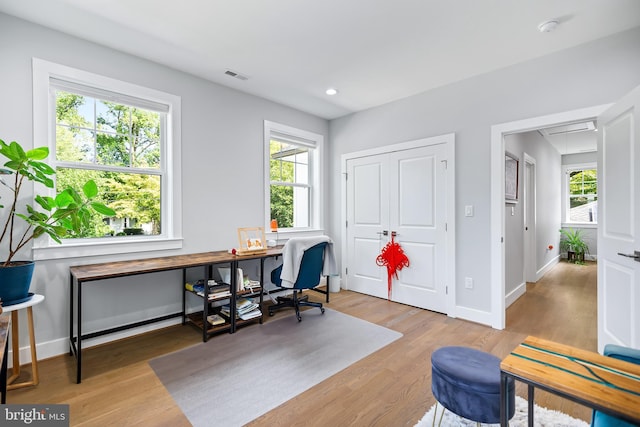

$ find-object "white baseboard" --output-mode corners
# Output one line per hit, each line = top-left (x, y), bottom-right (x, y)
(505, 282), (526, 308)
(453, 305), (494, 328)
(536, 255), (560, 282)
(9, 317), (184, 368)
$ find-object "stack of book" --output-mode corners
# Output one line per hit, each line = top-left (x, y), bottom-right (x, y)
(243, 278), (261, 293)
(206, 282), (232, 300)
(185, 280), (231, 300)
(221, 298), (262, 321)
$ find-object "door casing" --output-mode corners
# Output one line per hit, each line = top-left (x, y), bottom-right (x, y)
(490, 105), (611, 329)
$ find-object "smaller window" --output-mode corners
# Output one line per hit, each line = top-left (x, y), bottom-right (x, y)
(270, 140), (310, 228)
(264, 121), (323, 232)
(564, 164), (597, 224)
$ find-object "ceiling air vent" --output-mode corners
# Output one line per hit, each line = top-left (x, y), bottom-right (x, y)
(539, 121), (596, 137)
(224, 69), (249, 81)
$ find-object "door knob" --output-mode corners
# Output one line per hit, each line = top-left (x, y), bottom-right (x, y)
(617, 250), (640, 262)
(377, 230), (389, 236)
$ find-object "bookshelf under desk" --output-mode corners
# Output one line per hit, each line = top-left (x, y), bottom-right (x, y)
(69, 247), (283, 384)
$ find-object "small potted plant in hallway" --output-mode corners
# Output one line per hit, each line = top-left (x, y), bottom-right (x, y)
(0, 138), (115, 305)
(559, 227), (590, 264)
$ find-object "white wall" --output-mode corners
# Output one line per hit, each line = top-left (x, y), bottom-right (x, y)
(0, 13), (329, 359)
(329, 26), (640, 321)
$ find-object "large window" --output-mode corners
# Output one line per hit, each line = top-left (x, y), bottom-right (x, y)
(564, 164), (597, 224)
(264, 121), (323, 232)
(54, 82), (164, 238)
(33, 59), (182, 258)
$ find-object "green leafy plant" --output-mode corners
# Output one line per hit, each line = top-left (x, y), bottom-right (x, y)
(559, 227), (590, 264)
(0, 138), (115, 267)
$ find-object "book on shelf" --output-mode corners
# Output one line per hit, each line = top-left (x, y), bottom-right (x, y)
(220, 304), (236, 319)
(236, 297), (253, 308)
(239, 308), (262, 320)
(209, 283), (230, 293)
(237, 304), (259, 315)
(207, 314), (226, 326)
(220, 298), (261, 319)
(236, 298), (258, 312)
(206, 291), (231, 300)
(243, 280), (261, 293)
(186, 280), (229, 293)
(185, 281), (205, 293)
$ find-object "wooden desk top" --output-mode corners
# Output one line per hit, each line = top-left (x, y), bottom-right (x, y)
(501, 336), (640, 422)
(70, 246), (283, 282)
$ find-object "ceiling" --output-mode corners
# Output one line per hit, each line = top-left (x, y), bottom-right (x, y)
(538, 121), (597, 155)
(1, 0), (640, 120)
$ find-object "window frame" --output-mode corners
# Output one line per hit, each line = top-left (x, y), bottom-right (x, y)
(562, 162), (598, 226)
(32, 58), (182, 260)
(263, 120), (324, 236)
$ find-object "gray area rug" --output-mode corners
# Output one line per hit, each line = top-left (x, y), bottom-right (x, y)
(415, 395), (589, 427)
(149, 308), (402, 427)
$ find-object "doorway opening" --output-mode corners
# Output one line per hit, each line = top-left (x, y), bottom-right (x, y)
(489, 104), (610, 329)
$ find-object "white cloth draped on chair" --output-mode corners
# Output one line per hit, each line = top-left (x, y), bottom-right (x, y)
(279, 236), (337, 288)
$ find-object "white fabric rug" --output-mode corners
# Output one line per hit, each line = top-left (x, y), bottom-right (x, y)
(415, 395), (589, 427)
(149, 308), (402, 427)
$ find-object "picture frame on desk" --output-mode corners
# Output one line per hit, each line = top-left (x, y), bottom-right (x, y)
(237, 227), (267, 255)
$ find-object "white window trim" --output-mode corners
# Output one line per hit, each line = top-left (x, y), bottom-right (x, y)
(562, 162), (597, 226)
(32, 58), (182, 260)
(263, 120), (324, 238)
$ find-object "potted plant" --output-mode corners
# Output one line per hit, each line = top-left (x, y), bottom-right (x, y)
(0, 138), (115, 305)
(559, 228), (590, 264)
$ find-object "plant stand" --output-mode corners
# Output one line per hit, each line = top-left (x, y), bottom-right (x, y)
(567, 251), (585, 264)
(3, 294), (44, 390)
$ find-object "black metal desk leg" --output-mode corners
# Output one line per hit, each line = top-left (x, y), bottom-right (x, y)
(230, 260), (238, 333)
(528, 384), (535, 427)
(69, 275), (74, 356)
(500, 372), (508, 427)
(202, 265), (209, 342)
(259, 258), (265, 323)
(182, 268), (187, 326)
(1, 333), (8, 404)
(76, 281), (82, 384)
(326, 277), (330, 302)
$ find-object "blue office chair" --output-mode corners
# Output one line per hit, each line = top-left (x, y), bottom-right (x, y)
(268, 242), (327, 321)
(591, 344), (640, 427)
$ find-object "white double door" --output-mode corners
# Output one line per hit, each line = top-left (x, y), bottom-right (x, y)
(345, 141), (450, 313)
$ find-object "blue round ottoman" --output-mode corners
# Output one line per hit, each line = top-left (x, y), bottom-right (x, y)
(431, 346), (515, 424)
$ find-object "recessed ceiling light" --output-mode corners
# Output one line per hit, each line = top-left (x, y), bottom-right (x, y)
(325, 88), (338, 96)
(538, 20), (559, 33)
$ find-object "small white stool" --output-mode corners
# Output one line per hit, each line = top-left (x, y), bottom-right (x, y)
(2, 294), (44, 390)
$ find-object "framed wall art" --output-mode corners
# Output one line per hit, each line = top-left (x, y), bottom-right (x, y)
(505, 152), (519, 203)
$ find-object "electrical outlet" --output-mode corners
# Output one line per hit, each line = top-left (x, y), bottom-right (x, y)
(465, 277), (473, 289)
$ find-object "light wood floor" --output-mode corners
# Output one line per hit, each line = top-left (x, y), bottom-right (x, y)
(8, 261), (597, 426)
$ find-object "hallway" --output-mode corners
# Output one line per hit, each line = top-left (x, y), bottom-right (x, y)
(506, 260), (597, 351)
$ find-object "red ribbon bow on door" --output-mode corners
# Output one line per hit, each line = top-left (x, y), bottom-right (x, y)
(376, 234), (409, 300)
